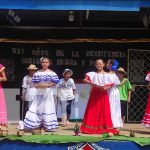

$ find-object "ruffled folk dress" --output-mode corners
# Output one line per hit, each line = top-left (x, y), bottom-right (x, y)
(0, 65), (7, 125)
(80, 72), (118, 134)
(107, 73), (123, 128)
(24, 70), (59, 131)
(141, 72), (150, 127)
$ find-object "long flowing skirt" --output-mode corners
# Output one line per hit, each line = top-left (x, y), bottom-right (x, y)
(80, 87), (118, 134)
(24, 88), (58, 131)
(142, 93), (150, 127)
(108, 87), (123, 128)
(0, 84), (7, 124)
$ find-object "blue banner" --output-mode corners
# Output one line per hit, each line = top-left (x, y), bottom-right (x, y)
(0, 0), (149, 11)
(0, 140), (149, 150)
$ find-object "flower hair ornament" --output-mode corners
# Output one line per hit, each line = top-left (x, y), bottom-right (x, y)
(111, 60), (119, 71)
(145, 72), (150, 82)
(40, 57), (43, 62)
(0, 64), (5, 72)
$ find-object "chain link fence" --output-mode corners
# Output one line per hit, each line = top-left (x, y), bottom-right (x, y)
(127, 49), (150, 122)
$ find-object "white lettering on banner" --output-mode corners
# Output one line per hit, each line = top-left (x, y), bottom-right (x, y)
(22, 58), (40, 64)
(57, 59), (77, 66)
(56, 49), (64, 56)
(12, 48), (24, 55)
(108, 51), (126, 57)
(72, 51), (79, 57)
(32, 47), (49, 56)
(81, 60), (85, 66)
(86, 50), (126, 58)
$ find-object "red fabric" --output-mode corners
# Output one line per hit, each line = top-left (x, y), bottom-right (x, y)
(142, 93), (150, 127)
(80, 86), (118, 134)
(81, 144), (94, 150)
(85, 74), (91, 82)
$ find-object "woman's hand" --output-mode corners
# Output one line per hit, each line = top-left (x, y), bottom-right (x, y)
(35, 83), (47, 88)
(35, 82), (55, 88)
(102, 85), (112, 90)
(47, 82), (55, 88)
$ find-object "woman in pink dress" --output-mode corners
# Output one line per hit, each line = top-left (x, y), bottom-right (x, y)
(141, 72), (150, 127)
(80, 59), (119, 135)
(0, 64), (8, 136)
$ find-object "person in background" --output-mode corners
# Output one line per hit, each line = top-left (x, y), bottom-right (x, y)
(107, 59), (123, 129)
(141, 72), (150, 127)
(24, 57), (59, 133)
(117, 67), (132, 125)
(21, 64), (38, 120)
(0, 64), (7, 136)
(57, 69), (76, 127)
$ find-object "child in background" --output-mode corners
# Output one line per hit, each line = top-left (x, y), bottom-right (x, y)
(117, 67), (132, 125)
(0, 64), (7, 136)
(21, 64), (38, 120)
(57, 69), (76, 127)
(141, 72), (150, 127)
(24, 57), (59, 133)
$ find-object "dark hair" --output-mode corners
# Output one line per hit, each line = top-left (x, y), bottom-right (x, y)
(95, 59), (104, 63)
(108, 59), (116, 65)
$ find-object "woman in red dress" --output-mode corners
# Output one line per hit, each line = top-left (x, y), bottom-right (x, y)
(141, 72), (150, 127)
(80, 59), (118, 135)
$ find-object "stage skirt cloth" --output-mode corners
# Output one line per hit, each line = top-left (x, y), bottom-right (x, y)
(141, 93), (150, 128)
(0, 84), (7, 125)
(80, 87), (118, 135)
(24, 88), (58, 131)
(107, 74), (123, 128)
(108, 86), (123, 128)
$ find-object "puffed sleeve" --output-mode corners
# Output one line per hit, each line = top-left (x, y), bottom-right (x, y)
(85, 72), (95, 82)
(0, 64), (5, 72)
(113, 74), (120, 85)
(32, 72), (40, 83)
(51, 72), (59, 84)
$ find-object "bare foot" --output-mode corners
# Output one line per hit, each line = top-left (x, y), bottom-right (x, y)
(67, 121), (70, 126)
(108, 132), (114, 137)
(62, 123), (67, 127)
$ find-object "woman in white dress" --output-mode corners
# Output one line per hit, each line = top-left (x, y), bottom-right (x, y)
(24, 57), (59, 132)
(107, 59), (123, 128)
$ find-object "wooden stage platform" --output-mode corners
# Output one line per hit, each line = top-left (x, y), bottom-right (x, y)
(7, 123), (150, 138)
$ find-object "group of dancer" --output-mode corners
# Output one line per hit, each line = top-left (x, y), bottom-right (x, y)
(0, 57), (150, 136)
(80, 59), (130, 135)
(23, 57), (76, 133)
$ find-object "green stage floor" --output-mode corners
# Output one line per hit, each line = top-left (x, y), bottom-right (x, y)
(0, 135), (150, 146)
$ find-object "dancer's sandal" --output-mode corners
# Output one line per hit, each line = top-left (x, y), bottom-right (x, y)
(32, 128), (41, 135)
(0, 126), (8, 137)
(17, 129), (24, 136)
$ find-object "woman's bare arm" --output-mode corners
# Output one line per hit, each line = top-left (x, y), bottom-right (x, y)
(0, 70), (7, 82)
